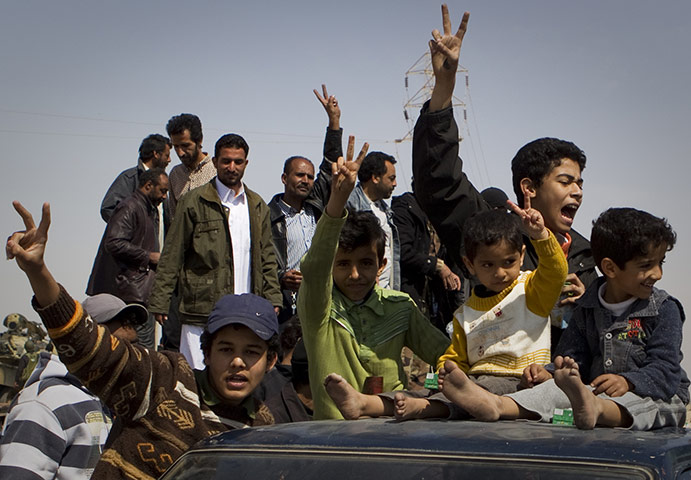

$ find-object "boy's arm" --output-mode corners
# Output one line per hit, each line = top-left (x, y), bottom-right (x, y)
(436, 316), (470, 372)
(297, 137), (369, 326)
(618, 299), (685, 400)
(405, 305), (450, 369)
(508, 197), (568, 316)
(6, 202), (161, 420)
(428, 6), (470, 112)
(412, 7), (484, 268)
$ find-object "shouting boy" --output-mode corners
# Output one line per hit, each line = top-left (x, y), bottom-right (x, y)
(441, 207), (689, 430)
(298, 137), (450, 420)
(413, 6), (598, 348)
(324, 197), (567, 420)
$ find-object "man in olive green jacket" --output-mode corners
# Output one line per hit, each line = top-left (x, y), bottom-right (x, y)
(149, 133), (281, 368)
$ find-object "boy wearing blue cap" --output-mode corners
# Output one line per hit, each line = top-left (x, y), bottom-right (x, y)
(6, 200), (282, 479)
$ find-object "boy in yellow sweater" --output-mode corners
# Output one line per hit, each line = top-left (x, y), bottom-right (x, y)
(325, 196), (567, 420)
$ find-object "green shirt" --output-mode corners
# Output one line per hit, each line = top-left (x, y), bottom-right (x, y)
(298, 212), (450, 419)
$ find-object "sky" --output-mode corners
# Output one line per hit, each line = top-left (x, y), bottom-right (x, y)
(1, 1), (690, 366)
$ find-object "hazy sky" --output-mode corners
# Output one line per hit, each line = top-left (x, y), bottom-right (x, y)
(2, 1), (690, 365)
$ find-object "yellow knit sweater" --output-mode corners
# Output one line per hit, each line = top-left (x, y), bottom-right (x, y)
(437, 232), (568, 376)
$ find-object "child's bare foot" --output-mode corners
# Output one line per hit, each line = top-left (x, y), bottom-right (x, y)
(392, 392), (436, 421)
(439, 360), (503, 421)
(553, 356), (598, 430)
(324, 373), (367, 420)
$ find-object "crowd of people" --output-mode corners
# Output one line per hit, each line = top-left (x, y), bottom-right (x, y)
(0, 4), (688, 480)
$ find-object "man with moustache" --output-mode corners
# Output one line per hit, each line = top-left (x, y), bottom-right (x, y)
(149, 134), (282, 369)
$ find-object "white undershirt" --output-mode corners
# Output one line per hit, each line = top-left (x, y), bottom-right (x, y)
(215, 178), (251, 294)
(369, 199), (393, 289)
(598, 282), (637, 317)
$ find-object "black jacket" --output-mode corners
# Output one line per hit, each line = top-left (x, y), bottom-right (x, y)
(268, 128), (336, 321)
(392, 192), (463, 330)
(411, 101), (598, 344)
(87, 189), (159, 304)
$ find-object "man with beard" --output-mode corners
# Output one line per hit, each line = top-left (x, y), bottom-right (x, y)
(149, 134), (282, 369)
(87, 169), (169, 348)
(166, 113), (216, 219)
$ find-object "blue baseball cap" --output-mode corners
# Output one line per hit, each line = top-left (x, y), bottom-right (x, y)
(207, 293), (278, 340)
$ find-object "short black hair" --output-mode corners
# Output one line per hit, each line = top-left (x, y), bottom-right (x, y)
(138, 168), (167, 188)
(511, 137), (586, 201)
(137, 168), (168, 188)
(591, 208), (676, 270)
(214, 133), (249, 158)
(166, 113), (203, 144)
(463, 209), (524, 262)
(138, 134), (171, 162)
(278, 315), (302, 362)
(283, 156), (313, 175)
(200, 326), (280, 363)
(338, 210), (386, 262)
(358, 151), (396, 183)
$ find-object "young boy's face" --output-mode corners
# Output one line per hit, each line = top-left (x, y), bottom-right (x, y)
(333, 243), (385, 302)
(204, 324), (276, 406)
(527, 158), (583, 236)
(603, 242), (667, 303)
(463, 240), (526, 294)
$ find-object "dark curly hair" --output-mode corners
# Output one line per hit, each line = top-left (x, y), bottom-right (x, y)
(591, 208), (676, 270)
(511, 137), (586, 201)
(166, 113), (203, 144)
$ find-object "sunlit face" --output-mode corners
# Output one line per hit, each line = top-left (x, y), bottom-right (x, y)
(205, 324), (276, 406)
(332, 243), (384, 302)
(146, 175), (169, 206)
(463, 240), (526, 294)
(213, 147), (248, 191)
(526, 158), (583, 235)
(171, 129), (202, 169)
(374, 160), (397, 200)
(603, 243), (667, 303)
(282, 158), (315, 201)
(152, 145), (171, 169)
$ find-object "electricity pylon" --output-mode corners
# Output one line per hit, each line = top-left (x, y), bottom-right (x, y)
(396, 51), (469, 143)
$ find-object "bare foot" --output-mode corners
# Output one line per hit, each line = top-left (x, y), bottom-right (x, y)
(394, 392), (449, 421)
(440, 360), (503, 421)
(553, 356), (598, 430)
(324, 373), (367, 420)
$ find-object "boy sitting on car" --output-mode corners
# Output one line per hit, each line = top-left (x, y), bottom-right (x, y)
(297, 137), (449, 420)
(440, 207), (689, 430)
(325, 199), (567, 420)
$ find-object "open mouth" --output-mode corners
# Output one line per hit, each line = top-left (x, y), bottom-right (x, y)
(225, 374), (248, 389)
(560, 204), (579, 224)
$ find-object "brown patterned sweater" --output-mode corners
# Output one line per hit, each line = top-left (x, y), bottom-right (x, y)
(34, 286), (274, 480)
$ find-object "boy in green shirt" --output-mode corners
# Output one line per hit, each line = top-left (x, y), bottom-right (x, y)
(298, 137), (450, 420)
